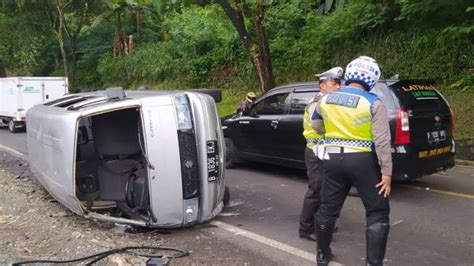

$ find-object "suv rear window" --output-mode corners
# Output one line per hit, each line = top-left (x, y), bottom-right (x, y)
(394, 82), (450, 113)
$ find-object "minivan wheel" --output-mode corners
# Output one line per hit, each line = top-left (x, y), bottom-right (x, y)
(223, 186), (230, 206)
(8, 120), (19, 133)
(225, 138), (240, 169)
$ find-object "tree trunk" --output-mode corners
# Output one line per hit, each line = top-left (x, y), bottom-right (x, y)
(56, 4), (70, 89)
(254, 2), (273, 92)
(219, 0), (274, 93)
(0, 59), (6, 77)
(113, 13), (129, 57)
(63, 0), (90, 92)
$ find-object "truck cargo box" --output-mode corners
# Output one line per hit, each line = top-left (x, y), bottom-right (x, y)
(0, 77), (68, 132)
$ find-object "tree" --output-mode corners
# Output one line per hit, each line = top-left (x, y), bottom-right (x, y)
(219, 0), (274, 92)
(44, 0), (92, 90)
(93, 0), (157, 57)
(0, 59), (6, 77)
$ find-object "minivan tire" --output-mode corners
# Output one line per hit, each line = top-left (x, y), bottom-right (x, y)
(225, 138), (240, 169)
(8, 120), (19, 133)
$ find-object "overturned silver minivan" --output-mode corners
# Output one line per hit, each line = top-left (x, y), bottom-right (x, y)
(27, 88), (226, 228)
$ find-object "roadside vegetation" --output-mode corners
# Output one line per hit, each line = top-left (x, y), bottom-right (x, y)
(0, 0), (472, 138)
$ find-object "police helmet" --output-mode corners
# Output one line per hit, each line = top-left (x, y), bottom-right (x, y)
(246, 92), (257, 102)
(344, 56), (381, 90)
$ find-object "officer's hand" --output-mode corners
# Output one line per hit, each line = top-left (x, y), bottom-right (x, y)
(376, 175), (391, 198)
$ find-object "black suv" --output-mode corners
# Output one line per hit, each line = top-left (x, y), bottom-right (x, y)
(222, 80), (455, 180)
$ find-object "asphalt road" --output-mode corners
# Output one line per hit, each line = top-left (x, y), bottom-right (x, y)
(1, 126), (473, 265)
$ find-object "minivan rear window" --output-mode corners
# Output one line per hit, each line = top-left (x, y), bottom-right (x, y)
(396, 83), (449, 112)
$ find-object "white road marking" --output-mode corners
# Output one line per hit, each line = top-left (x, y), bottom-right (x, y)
(0, 144), (26, 159)
(226, 200), (244, 207)
(210, 220), (342, 265)
(391, 219), (404, 227)
(217, 212), (240, 217)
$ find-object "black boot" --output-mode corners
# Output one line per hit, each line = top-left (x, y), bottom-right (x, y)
(316, 223), (334, 266)
(366, 222), (390, 266)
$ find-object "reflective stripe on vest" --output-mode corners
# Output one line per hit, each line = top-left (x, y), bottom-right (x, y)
(303, 99), (322, 148)
(320, 88), (378, 152)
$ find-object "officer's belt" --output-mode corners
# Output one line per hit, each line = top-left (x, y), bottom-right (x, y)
(324, 138), (373, 148)
(306, 138), (320, 144)
(325, 146), (364, 154)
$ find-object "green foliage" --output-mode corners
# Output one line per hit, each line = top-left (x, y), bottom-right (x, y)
(98, 4), (247, 88)
(0, 9), (50, 75)
(0, 0), (472, 138)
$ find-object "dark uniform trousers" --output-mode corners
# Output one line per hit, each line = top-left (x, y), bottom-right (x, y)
(315, 152), (390, 265)
(299, 147), (324, 234)
(316, 152), (390, 227)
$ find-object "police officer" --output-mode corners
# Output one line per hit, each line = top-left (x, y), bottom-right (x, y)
(237, 92), (257, 113)
(299, 67), (343, 241)
(311, 56), (392, 266)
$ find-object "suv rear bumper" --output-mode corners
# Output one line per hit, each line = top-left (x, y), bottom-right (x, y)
(392, 152), (455, 180)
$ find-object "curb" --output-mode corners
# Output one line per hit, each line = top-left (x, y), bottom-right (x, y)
(455, 159), (474, 167)
(0, 144), (27, 161)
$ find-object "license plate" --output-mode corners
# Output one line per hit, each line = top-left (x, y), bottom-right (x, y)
(206, 140), (220, 182)
(427, 130), (446, 143)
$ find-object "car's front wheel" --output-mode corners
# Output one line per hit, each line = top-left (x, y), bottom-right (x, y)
(8, 120), (20, 133)
(225, 138), (240, 169)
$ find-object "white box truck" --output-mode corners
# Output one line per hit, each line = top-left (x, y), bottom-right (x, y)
(0, 77), (68, 132)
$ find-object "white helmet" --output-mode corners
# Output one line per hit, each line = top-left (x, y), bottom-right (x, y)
(344, 56), (381, 90)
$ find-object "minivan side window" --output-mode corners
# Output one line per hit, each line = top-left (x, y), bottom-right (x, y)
(289, 92), (316, 114)
(252, 92), (290, 115)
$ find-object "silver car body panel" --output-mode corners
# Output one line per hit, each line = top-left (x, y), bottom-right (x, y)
(27, 90), (225, 228)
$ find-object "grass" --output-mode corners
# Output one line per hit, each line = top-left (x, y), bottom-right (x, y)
(437, 85), (474, 140)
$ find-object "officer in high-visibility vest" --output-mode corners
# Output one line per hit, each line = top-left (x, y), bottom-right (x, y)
(299, 67), (343, 241)
(311, 56), (392, 266)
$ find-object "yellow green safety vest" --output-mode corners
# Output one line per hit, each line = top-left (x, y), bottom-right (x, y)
(303, 98), (322, 149)
(319, 88), (378, 152)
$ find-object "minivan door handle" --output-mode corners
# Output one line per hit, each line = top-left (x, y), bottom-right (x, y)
(271, 120), (279, 129)
(239, 121), (250, 125)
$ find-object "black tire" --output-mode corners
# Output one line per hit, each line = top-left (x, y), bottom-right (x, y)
(1, 119), (9, 125)
(8, 120), (19, 133)
(223, 186), (230, 206)
(225, 138), (239, 169)
(188, 89), (222, 103)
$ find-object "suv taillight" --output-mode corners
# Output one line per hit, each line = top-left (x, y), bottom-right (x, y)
(394, 108), (410, 145)
(450, 108), (455, 138)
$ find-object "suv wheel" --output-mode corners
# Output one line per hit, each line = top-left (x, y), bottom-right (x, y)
(225, 138), (240, 169)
